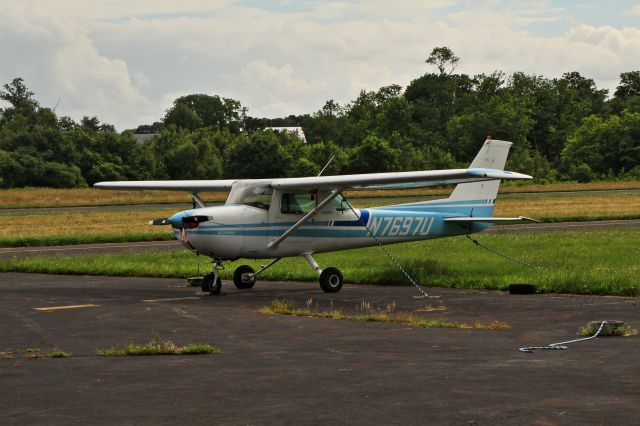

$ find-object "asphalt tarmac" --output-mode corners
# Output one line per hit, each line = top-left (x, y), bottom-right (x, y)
(1, 273), (638, 424)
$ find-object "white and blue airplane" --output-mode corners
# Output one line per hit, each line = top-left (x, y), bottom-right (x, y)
(95, 138), (533, 294)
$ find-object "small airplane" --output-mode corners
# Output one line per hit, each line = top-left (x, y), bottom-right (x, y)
(95, 138), (533, 295)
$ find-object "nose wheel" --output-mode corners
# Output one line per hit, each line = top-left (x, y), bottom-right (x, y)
(201, 272), (222, 295)
(201, 260), (224, 295)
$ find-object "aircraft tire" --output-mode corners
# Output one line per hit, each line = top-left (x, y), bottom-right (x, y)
(233, 265), (256, 289)
(201, 273), (222, 295)
(319, 267), (343, 293)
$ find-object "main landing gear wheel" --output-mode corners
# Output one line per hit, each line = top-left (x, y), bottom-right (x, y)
(201, 272), (222, 295)
(233, 265), (256, 289)
(319, 267), (343, 293)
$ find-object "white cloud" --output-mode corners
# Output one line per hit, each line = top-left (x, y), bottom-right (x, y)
(1, 0), (638, 129)
(0, 2), (152, 127)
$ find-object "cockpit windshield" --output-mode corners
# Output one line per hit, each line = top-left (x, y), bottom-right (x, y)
(227, 184), (273, 210)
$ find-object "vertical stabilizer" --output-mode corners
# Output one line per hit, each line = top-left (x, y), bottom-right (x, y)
(448, 139), (513, 201)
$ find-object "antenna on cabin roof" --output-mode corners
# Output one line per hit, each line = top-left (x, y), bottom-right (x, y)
(317, 155), (336, 177)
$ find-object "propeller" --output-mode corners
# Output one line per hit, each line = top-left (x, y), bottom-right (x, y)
(149, 218), (171, 225)
(181, 215), (211, 229)
(148, 213), (211, 228)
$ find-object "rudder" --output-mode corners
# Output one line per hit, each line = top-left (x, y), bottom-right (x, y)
(448, 139), (513, 202)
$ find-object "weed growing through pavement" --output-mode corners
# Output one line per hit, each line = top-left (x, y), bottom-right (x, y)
(26, 350), (72, 359)
(97, 334), (220, 356)
(11, 347), (72, 359)
(579, 323), (638, 337)
(259, 299), (509, 330)
(415, 304), (448, 312)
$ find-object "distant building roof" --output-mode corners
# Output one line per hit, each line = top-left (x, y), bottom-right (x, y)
(266, 127), (307, 143)
(132, 133), (159, 144)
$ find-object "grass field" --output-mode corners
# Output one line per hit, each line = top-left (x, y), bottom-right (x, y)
(0, 210), (173, 247)
(1, 181), (639, 209)
(2, 229), (638, 296)
(2, 192), (639, 247)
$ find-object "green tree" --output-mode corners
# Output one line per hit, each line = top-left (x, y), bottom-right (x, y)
(0, 77), (37, 110)
(225, 131), (293, 178)
(345, 135), (400, 174)
(610, 71), (640, 114)
(405, 73), (475, 136)
(614, 71), (640, 98)
(312, 100), (342, 144)
(164, 104), (204, 130)
(425, 46), (460, 76)
(164, 94), (242, 132)
(562, 112), (640, 176)
(447, 94), (534, 162)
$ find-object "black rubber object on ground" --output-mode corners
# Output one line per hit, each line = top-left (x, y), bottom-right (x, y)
(508, 283), (537, 294)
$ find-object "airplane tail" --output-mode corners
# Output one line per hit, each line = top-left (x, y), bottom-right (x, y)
(387, 138), (514, 218)
(374, 138), (526, 221)
(447, 138), (512, 203)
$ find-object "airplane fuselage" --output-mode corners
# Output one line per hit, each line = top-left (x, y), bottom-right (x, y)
(169, 197), (494, 259)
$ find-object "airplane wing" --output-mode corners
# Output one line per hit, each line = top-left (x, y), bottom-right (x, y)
(93, 180), (238, 191)
(94, 169), (531, 193)
(270, 168), (531, 191)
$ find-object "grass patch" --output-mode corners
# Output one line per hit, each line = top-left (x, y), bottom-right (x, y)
(259, 299), (508, 330)
(415, 304), (448, 312)
(0, 209), (175, 247)
(579, 323), (638, 337)
(493, 193), (640, 221)
(23, 348), (72, 359)
(2, 229), (639, 296)
(97, 337), (220, 356)
(0, 188), (228, 208)
(0, 232), (173, 248)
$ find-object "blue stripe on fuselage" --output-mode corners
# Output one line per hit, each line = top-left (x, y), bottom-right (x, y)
(333, 209), (369, 227)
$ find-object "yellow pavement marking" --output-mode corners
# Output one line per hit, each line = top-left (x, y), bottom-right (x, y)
(142, 296), (202, 303)
(34, 304), (100, 311)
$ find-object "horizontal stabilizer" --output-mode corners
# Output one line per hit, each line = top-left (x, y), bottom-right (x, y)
(444, 216), (540, 223)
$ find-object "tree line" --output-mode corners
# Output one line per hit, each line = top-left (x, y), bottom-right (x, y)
(1, 47), (639, 188)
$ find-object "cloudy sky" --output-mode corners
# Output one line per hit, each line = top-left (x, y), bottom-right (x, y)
(1, 0), (638, 129)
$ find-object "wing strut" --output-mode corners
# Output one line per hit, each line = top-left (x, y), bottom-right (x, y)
(267, 188), (343, 249)
(190, 192), (206, 208)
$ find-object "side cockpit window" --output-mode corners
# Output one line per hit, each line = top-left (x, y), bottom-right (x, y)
(280, 192), (352, 215)
(281, 193), (315, 214)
